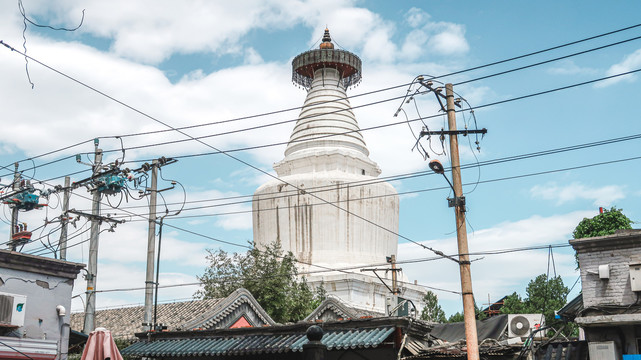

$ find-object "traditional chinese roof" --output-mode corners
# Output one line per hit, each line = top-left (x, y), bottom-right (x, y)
(70, 288), (275, 339)
(122, 317), (433, 359)
(304, 297), (384, 322)
(122, 326), (395, 357)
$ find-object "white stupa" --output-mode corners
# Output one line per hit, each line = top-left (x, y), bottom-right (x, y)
(253, 29), (426, 313)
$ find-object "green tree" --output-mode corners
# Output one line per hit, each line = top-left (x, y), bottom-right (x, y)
(573, 207), (633, 268)
(195, 241), (325, 323)
(447, 311), (464, 322)
(446, 302), (486, 323)
(500, 292), (526, 314)
(500, 274), (569, 332)
(573, 207), (633, 239)
(420, 291), (447, 322)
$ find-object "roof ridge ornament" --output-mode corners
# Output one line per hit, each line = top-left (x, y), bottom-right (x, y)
(319, 28), (334, 49)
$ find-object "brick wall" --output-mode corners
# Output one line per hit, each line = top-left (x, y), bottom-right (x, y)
(571, 231), (641, 308)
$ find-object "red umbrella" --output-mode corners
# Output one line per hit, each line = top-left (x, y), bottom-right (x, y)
(80, 328), (123, 360)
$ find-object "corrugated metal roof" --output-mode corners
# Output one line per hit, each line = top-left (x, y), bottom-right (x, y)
(122, 327), (394, 357)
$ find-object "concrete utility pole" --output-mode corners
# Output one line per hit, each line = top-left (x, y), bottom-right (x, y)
(59, 176), (71, 260)
(389, 255), (399, 295)
(445, 83), (480, 360)
(143, 159), (159, 330)
(10, 162), (19, 247)
(83, 143), (103, 334)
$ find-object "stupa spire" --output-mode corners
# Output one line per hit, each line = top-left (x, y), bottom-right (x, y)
(278, 29), (378, 176)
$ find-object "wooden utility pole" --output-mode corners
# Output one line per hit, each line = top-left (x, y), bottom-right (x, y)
(143, 159), (159, 330)
(83, 143), (103, 334)
(59, 176), (71, 260)
(415, 79), (485, 359)
(445, 83), (480, 360)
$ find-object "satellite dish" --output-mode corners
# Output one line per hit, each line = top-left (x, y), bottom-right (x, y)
(509, 315), (531, 336)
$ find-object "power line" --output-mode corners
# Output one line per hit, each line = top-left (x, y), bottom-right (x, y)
(91, 67), (641, 166)
(3, 32), (641, 271)
(3, 22), (641, 172)
(11, 118), (641, 256)
(61, 152), (641, 229)
(0, 40), (457, 263)
(69, 242), (576, 300)
(454, 34), (641, 86)
(97, 131), (641, 214)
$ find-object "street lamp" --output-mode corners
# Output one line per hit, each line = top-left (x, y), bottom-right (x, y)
(428, 159), (479, 360)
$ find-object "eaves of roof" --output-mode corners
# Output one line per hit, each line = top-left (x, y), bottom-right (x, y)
(121, 326), (395, 357)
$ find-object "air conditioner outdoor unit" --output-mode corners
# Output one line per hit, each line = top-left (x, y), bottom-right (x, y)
(507, 314), (545, 339)
(0, 292), (27, 327)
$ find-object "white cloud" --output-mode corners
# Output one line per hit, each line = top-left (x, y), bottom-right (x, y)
(530, 182), (625, 206)
(596, 48), (641, 88)
(547, 60), (597, 76)
(400, 17), (469, 61)
(426, 22), (469, 55)
(10, 0), (375, 65)
(243, 48), (264, 65)
(405, 7), (430, 28)
(398, 211), (591, 314)
(172, 189), (253, 231)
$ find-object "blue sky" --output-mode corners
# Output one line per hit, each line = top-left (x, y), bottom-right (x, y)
(1, 1), (640, 317)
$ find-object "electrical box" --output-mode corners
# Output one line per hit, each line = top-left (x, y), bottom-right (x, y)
(97, 174), (126, 194)
(589, 341), (618, 360)
(0, 292), (27, 327)
(599, 264), (610, 279)
(630, 262), (641, 292)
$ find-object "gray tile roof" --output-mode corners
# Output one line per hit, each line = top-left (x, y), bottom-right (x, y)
(304, 298), (384, 322)
(121, 326), (396, 357)
(71, 298), (223, 339)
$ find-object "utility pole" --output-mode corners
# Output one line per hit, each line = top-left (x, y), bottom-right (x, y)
(83, 142), (103, 334)
(10, 162), (19, 248)
(59, 176), (71, 260)
(389, 255), (399, 295)
(445, 83), (479, 360)
(143, 159), (159, 330)
(414, 79), (485, 359)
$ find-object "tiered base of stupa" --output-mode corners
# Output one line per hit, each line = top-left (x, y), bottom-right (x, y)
(306, 272), (427, 316)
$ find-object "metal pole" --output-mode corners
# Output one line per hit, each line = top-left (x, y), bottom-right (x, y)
(143, 160), (159, 330)
(59, 176), (71, 260)
(10, 163), (19, 249)
(390, 255), (398, 294)
(83, 145), (102, 334)
(445, 83), (480, 360)
(153, 218), (164, 330)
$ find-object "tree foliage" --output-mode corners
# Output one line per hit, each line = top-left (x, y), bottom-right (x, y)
(420, 291), (446, 322)
(446, 302), (486, 323)
(500, 274), (569, 331)
(573, 207), (633, 239)
(195, 241), (325, 323)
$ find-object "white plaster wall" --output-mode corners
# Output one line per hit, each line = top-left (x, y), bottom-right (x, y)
(0, 268), (74, 341)
(254, 173), (398, 272)
(307, 273), (427, 315)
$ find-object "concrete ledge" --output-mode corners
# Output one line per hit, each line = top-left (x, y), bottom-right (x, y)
(576, 313), (641, 326)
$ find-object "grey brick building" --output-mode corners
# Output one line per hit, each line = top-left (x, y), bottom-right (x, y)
(570, 229), (641, 357)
